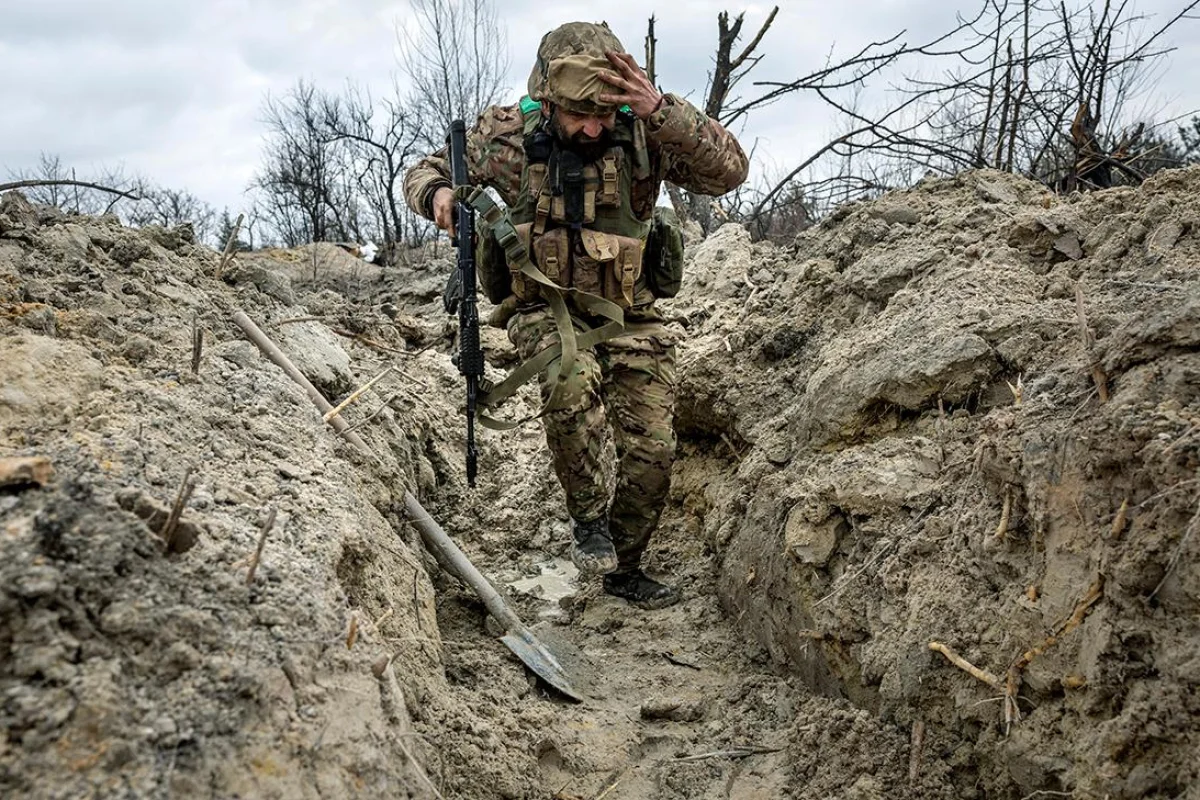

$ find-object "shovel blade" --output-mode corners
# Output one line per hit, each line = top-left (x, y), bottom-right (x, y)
(501, 624), (583, 702)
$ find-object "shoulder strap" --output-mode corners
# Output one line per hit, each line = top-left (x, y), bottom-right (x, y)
(459, 186), (629, 430)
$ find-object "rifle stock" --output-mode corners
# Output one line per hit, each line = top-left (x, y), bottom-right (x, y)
(446, 119), (484, 487)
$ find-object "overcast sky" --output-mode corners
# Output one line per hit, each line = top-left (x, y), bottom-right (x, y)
(1, 0), (1197, 218)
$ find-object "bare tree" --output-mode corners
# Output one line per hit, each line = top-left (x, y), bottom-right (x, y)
(704, 7), (780, 125)
(651, 8), (779, 234)
(396, 0), (510, 150)
(253, 80), (358, 246)
(831, 0), (1200, 191)
(317, 81), (426, 246)
(718, 0), (1199, 236)
(127, 185), (218, 243)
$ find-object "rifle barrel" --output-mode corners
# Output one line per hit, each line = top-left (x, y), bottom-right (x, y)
(448, 119), (482, 487)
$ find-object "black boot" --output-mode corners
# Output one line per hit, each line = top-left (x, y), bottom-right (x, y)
(603, 568), (680, 609)
(570, 516), (618, 576)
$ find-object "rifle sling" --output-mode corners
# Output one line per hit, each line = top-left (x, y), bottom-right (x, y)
(459, 187), (630, 430)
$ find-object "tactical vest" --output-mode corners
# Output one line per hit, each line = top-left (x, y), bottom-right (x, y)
(465, 99), (685, 428)
(506, 97), (653, 310)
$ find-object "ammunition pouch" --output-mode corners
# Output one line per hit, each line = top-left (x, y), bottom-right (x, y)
(643, 206), (685, 299)
(528, 227), (643, 310)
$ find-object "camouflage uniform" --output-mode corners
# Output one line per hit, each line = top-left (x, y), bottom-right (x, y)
(404, 22), (748, 573)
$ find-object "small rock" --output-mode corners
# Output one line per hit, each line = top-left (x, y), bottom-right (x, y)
(975, 177), (1019, 204)
(1145, 219), (1184, 261)
(1052, 233), (1083, 261)
(640, 698), (707, 722)
(119, 334), (156, 365)
(276, 462), (305, 480)
(785, 508), (845, 566)
(108, 235), (154, 266)
(874, 206), (922, 225)
(209, 340), (261, 370)
(14, 565), (61, 598)
(0, 456), (55, 488)
(224, 262), (296, 305)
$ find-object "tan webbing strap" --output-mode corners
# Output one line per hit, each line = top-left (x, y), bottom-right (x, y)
(475, 318), (625, 431)
(529, 164), (552, 236)
(620, 245), (637, 307)
(600, 154), (619, 205)
(462, 188), (631, 429)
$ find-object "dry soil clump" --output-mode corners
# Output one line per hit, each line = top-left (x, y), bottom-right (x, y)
(2, 166), (1198, 800)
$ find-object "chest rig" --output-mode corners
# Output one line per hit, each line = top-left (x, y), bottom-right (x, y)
(507, 97), (652, 310)
(459, 100), (658, 431)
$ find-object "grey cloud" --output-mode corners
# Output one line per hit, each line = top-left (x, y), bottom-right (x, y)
(1, 0), (1196, 218)
(0, 0), (208, 46)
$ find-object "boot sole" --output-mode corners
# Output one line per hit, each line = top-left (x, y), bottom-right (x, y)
(571, 547), (619, 576)
(603, 585), (681, 610)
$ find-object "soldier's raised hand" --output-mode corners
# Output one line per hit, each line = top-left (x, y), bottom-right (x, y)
(598, 51), (665, 120)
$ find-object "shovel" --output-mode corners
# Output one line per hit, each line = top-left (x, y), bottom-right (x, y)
(233, 310), (583, 702)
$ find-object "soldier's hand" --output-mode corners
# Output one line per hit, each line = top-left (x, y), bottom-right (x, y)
(598, 51), (665, 120)
(432, 186), (455, 233)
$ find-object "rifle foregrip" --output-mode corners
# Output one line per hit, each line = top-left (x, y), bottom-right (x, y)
(459, 336), (485, 376)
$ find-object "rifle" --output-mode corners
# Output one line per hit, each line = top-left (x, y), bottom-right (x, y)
(443, 119), (484, 487)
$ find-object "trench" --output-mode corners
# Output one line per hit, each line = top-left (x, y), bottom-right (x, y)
(375, 384), (954, 799)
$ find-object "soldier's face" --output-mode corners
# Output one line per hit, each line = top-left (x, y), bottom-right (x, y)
(549, 107), (616, 144)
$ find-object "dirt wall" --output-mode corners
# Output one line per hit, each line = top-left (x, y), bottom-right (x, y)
(671, 168), (1200, 798)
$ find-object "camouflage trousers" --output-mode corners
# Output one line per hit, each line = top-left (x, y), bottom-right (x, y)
(509, 308), (677, 570)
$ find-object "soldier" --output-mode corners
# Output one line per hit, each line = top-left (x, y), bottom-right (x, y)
(404, 21), (748, 608)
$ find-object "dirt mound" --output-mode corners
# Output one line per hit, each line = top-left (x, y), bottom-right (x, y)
(0, 191), (515, 798)
(671, 167), (1200, 798)
(2, 165), (1197, 800)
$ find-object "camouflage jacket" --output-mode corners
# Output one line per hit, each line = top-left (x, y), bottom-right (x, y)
(403, 94), (749, 225)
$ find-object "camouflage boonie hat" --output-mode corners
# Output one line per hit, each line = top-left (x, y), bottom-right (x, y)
(527, 21), (626, 115)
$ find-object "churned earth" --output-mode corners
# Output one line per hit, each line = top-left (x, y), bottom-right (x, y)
(2, 166), (1197, 799)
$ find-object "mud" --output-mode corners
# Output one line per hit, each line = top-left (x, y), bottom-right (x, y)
(2, 167), (1198, 799)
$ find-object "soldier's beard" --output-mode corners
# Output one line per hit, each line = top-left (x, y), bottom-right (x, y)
(550, 116), (613, 162)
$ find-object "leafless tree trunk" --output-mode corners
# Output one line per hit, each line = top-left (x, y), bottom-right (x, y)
(396, 0), (510, 150)
(661, 7), (778, 234)
(253, 80), (358, 246)
(318, 81), (425, 246)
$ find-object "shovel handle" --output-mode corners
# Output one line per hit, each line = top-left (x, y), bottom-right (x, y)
(233, 309), (520, 630)
(402, 493), (520, 628)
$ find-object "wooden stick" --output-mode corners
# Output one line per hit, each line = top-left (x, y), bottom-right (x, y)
(1109, 497), (1129, 540)
(0, 178), (142, 202)
(245, 507), (277, 586)
(346, 610), (360, 650)
(160, 467), (196, 553)
(215, 212), (244, 279)
(928, 641), (1003, 691)
(331, 327), (415, 356)
(323, 366), (394, 423)
(1074, 284), (1109, 403)
(369, 657), (441, 798)
(1005, 576), (1105, 721)
(1005, 374), (1023, 406)
(190, 313), (204, 375)
(995, 487), (1013, 540)
(671, 746), (783, 763)
(908, 719), (925, 784)
(594, 773), (625, 800)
